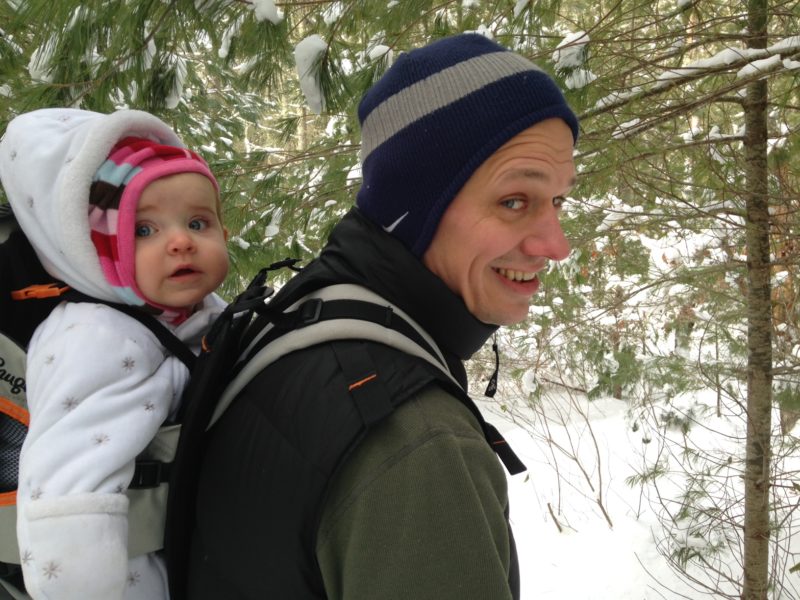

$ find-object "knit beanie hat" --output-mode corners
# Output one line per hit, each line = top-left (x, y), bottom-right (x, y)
(356, 33), (579, 258)
(89, 136), (218, 321)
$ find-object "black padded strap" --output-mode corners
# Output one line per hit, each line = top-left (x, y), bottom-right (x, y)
(242, 294), (527, 475)
(246, 298), (444, 372)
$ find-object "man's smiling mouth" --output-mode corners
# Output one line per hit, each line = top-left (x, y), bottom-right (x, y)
(493, 267), (536, 282)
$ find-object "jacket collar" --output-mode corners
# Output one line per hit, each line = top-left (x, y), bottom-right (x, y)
(276, 208), (498, 364)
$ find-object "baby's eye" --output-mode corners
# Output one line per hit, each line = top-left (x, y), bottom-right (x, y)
(553, 196), (566, 209)
(501, 198), (526, 210)
(189, 218), (208, 231)
(135, 223), (155, 238)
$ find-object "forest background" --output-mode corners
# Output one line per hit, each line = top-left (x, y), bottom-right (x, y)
(1, 0), (799, 598)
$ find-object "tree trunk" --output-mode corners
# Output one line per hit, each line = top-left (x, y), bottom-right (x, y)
(741, 0), (772, 598)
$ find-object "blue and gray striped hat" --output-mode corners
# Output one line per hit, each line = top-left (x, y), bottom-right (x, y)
(356, 33), (579, 258)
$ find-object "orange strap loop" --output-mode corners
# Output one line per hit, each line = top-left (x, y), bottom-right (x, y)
(0, 396), (30, 427)
(11, 283), (70, 300)
(348, 373), (377, 391)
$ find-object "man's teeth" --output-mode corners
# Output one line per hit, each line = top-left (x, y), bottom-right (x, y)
(495, 268), (535, 282)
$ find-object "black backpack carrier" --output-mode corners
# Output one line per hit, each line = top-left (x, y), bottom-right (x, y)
(164, 278), (526, 600)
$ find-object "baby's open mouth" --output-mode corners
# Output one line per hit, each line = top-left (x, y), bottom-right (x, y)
(172, 268), (197, 277)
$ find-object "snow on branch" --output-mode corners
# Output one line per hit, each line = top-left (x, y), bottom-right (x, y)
(247, 0), (284, 24)
(553, 31), (597, 90)
(584, 35), (800, 128)
(295, 34), (328, 115)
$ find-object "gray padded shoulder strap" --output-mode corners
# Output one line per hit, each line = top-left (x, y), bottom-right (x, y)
(208, 284), (458, 428)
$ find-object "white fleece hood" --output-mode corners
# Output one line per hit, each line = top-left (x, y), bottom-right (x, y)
(0, 108), (184, 301)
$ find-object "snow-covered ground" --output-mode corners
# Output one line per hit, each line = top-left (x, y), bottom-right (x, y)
(481, 389), (800, 599)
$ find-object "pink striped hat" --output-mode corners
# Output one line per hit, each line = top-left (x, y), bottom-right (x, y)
(88, 137), (218, 323)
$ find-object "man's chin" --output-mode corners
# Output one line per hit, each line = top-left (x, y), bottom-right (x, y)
(473, 305), (529, 327)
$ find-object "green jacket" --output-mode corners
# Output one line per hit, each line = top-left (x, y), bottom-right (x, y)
(318, 385), (514, 600)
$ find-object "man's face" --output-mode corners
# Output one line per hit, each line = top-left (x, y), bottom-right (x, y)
(423, 118), (576, 326)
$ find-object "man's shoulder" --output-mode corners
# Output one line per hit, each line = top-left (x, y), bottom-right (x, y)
(381, 384), (484, 441)
(334, 383), (487, 473)
(316, 384), (504, 548)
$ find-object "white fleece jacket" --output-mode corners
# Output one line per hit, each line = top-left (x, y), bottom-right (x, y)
(0, 108), (227, 599)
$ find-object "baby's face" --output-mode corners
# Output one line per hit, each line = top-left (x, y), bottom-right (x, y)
(133, 172), (228, 310)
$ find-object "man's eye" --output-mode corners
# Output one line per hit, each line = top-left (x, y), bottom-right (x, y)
(189, 218), (208, 231)
(553, 196), (566, 208)
(135, 223), (155, 238)
(501, 198), (525, 210)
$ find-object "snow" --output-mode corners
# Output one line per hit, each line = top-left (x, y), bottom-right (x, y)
(262, 207), (283, 242)
(769, 35), (800, 53)
(368, 44), (392, 63)
(784, 58), (800, 70)
(465, 24), (494, 39)
(346, 162), (362, 182)
(230, 236), (251, 250)
(28, 40), (56, 83)
(737, 54), (782, 79)
(564, 68), (597, 89)
(165, 55), (187, 109)
(249, 0), (283, 25)
(294, 35), (328, 114)
(219, 18), (243, 59)
(483, 387), (763, 598)
(143, 37), (157, 70)
(611, 117), (640, 140)
(552, 31), (590, 70)
(595, 88), (639, 110)
(322, 2), (344, 25)
(513, 0), (530, 18)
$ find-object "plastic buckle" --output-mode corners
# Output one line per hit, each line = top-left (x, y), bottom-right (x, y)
(299, 298), (323, 325)
(11, 283), (70, 300)
(129, 460), (168, 489)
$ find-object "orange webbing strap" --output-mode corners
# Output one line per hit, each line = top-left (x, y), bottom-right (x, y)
(10, 283), (70, 300)
(0, 396), (28, 427)
(0, 396), (29, 507)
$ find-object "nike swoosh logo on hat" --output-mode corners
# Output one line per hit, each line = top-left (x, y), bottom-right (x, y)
(383, 211), (409, 233)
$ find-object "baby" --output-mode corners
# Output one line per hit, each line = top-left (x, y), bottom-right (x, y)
(0, 108), (229, 599)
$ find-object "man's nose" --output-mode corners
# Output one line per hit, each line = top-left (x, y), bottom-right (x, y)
(520, 211), (571, 261)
